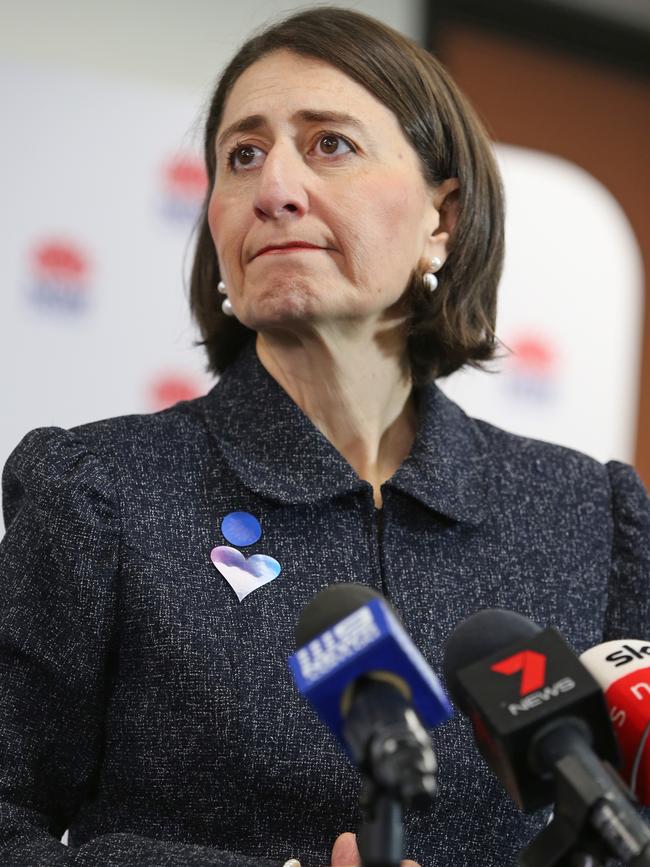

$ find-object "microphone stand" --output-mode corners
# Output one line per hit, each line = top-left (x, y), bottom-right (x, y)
(519, 725), (650, 867)
(343, 680), (438, 867)
(357, 781), (404, 867)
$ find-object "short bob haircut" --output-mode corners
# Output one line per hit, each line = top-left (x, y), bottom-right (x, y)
(190, 6), (504, 384)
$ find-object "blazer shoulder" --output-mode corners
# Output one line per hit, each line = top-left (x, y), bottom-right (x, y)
(69, 393), (212, 458)
(471, 415), (611, 493)
(2, 394), (214, 529)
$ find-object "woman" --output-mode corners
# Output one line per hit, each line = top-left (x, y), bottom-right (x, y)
(1, 7), (648, 867)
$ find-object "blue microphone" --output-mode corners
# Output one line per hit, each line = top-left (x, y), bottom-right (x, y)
(288, 583), (452, 808)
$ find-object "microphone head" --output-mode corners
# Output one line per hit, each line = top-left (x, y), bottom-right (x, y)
(442, 608), (618, 812)
(295, 583), (382, 648)
(288, 584), (452, 751)
(581, 639), (650, 805)
(443, 609), (542, 712)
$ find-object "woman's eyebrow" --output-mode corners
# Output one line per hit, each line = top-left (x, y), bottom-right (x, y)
(296, 109), (365, 130)
(216, 109), (365, 151)
(217, 114), (266, 151)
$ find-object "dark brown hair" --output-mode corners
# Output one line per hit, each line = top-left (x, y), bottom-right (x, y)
(189, 6), (504, 383)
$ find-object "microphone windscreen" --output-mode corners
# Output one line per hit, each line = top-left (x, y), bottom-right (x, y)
(295, 583), (382, 648)
(581, 639), (650, 805)
(443, 609), (542, 712)
(442, 610), (618, 811)
(289, 586), (453, 747)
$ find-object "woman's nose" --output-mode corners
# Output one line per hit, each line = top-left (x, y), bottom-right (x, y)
(253, 145), (309, 221)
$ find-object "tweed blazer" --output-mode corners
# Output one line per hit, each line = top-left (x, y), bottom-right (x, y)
(1, 340), (649, 867)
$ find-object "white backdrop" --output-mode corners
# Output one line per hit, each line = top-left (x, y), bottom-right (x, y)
(0, 59), (644, 534)
(439, 144), (644, 461)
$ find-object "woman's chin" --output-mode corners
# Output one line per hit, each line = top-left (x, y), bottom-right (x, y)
(239, 283), (333, 330)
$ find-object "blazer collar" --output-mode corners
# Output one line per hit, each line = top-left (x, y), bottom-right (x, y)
(202, 341), (488, 525)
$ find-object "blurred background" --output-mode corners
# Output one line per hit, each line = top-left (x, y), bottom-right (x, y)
(1, 0), (649, 536)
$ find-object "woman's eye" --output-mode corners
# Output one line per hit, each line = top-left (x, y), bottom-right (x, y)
(225, 133), (354, 172)
(227, 143), (264, 171)
(314, 134), (354, 157)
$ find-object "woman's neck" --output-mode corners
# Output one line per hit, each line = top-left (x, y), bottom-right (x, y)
(255, 326), (417, 507)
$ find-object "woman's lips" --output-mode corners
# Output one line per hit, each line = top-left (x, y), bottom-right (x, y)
(250, 242), (337, 262)
(257, 245), (325, 256)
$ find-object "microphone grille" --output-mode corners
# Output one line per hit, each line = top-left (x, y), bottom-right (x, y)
(443, 609), (542, 711)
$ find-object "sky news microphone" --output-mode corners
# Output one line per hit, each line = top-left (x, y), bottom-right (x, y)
(443, 609), (650, 866)
(288, 583), (452, 809)
(581, 639), (650, 806)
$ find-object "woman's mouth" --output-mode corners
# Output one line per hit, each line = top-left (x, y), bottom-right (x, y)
(255, 242), (326, 258)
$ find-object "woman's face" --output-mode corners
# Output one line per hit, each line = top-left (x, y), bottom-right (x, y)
(209, 50), (450, 331)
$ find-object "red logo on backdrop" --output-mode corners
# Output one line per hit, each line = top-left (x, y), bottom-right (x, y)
(510, 336), (555, 373)
(159, 155), (208, 224)
(504, 332), (558, 404)
(491, 651), (547, 696)
(147, 373), (205, 411)
(27, 239), (92, 313)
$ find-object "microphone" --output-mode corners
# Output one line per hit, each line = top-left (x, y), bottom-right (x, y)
(288, 583), (452, 807)
(443, 609), (650, 866)
(581, 640), (650, 806)
(289, 584), (452, 867)
(443, 608), (619, 812)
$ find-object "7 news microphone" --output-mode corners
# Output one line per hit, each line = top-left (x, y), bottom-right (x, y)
(443, 608), (650, 867)
(288, 583), (452, 867)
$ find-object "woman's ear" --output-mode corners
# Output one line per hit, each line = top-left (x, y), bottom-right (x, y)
(435, 178), (460, 235)
(425, 178), (460, 264)
(434, 177), (460, 238)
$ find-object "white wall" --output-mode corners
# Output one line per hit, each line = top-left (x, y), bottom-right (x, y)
(0, 0), (424, 93)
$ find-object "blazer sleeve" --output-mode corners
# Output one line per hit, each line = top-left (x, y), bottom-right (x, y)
(0, 428), (278, 867)
(603, 460), (650, 641)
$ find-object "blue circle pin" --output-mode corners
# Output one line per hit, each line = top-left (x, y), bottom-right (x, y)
(220, 511), (262, 547)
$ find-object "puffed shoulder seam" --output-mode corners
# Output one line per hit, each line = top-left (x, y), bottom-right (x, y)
(73, 427), (126, 564)
(606, 461), (616, 572)
(64, 426), (127, 572)
(605, 459), (650, 565)
(606, 460), (625, 570)
(3, 426), (125, 555)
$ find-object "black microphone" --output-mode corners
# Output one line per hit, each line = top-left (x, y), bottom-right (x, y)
(443, 609), (650, 867)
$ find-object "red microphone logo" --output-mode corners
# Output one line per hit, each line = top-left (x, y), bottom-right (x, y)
(491, 651), (547, 696)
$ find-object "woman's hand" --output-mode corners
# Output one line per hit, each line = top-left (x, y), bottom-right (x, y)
(330, 832), (421, 867)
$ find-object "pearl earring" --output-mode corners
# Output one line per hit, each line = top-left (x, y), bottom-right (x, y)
(221, 296), (234, 316)
(217, 279), (234, 316)
(423, 257), (443, 293)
